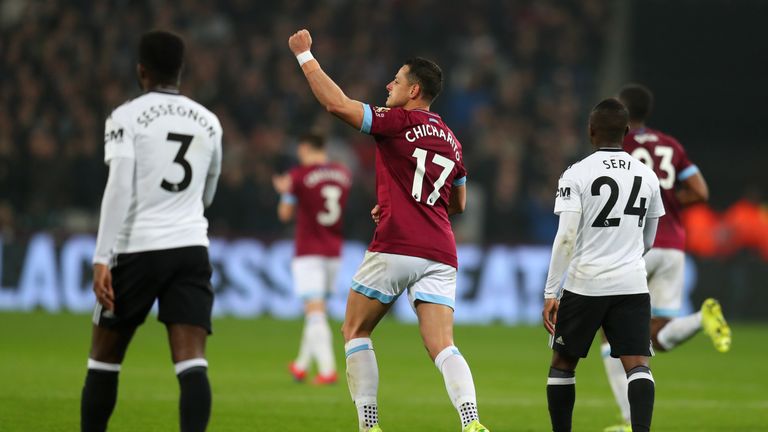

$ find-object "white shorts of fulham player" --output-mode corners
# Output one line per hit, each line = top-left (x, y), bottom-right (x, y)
(351, 251), (457, 310)
(292, 256), (341, 301)
(644, 248), (685, 318)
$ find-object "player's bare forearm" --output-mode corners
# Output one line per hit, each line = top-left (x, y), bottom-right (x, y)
(303, 65), (364, 128)
(447, 186), (466, 215)
(289, 29), (364, 130)
(277, 202), (295, 223)
(676, 171), (709, 205)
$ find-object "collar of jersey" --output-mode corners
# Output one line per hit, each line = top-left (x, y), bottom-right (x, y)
(596, 147), (624, 152)
(149, 88), (181, 95)
(412, 108), (441, 118)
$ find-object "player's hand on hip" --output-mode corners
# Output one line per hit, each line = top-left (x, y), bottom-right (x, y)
(93, 263), (115, 312)
(542, 298), (559, 335)
(288, 29), (312, 55)
(371, 204), (381, 225)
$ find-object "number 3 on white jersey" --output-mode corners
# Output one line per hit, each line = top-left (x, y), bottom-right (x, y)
(317, 185), (342, 226)
(411, 148), (455, 206)
(631, 146), (675, 190)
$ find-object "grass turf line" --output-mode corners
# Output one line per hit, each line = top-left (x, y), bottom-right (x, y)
(0, 312), (765, 431)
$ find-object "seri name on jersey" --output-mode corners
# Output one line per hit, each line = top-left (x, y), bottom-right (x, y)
(602, 158), (632, 170)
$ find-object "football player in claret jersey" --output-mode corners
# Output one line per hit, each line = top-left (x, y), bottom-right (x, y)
(288, 29), (489, 432)
(81, 31), (221, 432)
(542, 99), (664, 432)
(272, 133), (351, 385)
(599, 84), (731, 432)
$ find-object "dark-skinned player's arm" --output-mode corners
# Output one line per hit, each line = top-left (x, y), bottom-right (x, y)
(676, 171), (709, 206)
(288, 29), (364, 130)
(447, 185), (466, 216)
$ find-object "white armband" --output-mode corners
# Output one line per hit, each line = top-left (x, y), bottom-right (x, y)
(296, 51), (314, 66)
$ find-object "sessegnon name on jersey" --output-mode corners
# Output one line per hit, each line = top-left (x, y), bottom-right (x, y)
(405, 123), (461, 161)
(136, 103), (218, 138)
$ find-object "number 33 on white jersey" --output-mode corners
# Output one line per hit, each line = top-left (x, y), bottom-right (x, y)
(103, 91), (223, 254)
(553, 148), (665, 296)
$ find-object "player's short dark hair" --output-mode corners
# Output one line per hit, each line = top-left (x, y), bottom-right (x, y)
(404, 57), (443, 102)
(618, 83), (654, 122)
(138, 30), (185, 84)
(298, 133), (325, 150)
(589, 98), (630, 143)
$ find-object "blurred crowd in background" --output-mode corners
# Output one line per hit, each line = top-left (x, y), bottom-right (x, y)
(1, 0), (610, 243)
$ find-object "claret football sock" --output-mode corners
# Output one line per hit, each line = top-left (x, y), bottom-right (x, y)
(175, 358), (211, 432)
(434, 346), (479, 427)
(601, 343), (631, 423)
(345, 338), (379, 430)
(307, 311), (336, 376)
(627, 366), (654, 432)
(546, 367), (576, 432)
(81, 359), (121, 432)
(657, 312), (702, 350)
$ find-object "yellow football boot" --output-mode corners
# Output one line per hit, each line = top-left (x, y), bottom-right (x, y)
(463, 420), (490, 432)
(701, 298), (731, 353)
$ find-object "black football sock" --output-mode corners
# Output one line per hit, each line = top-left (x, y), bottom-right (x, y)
(546, 367), (576, 432)
(81, 361), (120, 432)
(627, 366), (655, 432)
(177, 361), (211, 432)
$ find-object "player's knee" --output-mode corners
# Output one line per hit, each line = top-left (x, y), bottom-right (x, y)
(341, 319), (374, 342)
(620, 355), (649, 372)
(550, 352), (578, 371)
(167, 324), (207, 363)
(422, 337), (453, 361)
(304, 299), (326, 315)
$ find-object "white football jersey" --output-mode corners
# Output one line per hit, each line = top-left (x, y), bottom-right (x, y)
(104, 90), (222, 254)
(554, 148), (665, 296)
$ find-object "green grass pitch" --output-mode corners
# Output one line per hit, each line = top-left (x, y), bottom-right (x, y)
(0, 312), (765, 431)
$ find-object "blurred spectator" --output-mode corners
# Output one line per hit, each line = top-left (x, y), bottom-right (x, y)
(0, 0), (609, 243)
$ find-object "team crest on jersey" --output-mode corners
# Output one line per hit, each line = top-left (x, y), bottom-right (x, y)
(556, 187), (571, 199)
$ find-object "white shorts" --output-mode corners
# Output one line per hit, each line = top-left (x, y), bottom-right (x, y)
(644, 248), (685, 317)
(292, 256), (340, 301)
(351, 251), (457, 309)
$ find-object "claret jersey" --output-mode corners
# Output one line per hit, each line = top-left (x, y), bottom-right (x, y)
(360, 104), (466, 268)
(554, 148), (665, 296)
(286, 162), (351, 257)
(104, 90), (222, 254)
(624, 127), (699, 250)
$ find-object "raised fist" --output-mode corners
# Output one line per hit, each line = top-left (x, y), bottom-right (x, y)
(288, 29), (312, 55)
